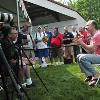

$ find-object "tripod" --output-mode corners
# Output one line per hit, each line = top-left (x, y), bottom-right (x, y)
(0, 44), (31, 100)
(18, 43), (49, 92)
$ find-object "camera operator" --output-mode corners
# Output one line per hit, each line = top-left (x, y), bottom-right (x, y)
(1, 25), (33, 88)
(1, 25), (19, 77)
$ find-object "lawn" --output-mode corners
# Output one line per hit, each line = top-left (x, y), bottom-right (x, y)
(0, 63), (100, 100)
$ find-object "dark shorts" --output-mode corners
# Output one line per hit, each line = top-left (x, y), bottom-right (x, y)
(37, 48), (49, 58)
(50, 47), (63, 58)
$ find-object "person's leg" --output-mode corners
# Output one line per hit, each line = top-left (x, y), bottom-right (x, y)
(63, 46), (73, 64)
(18, 60), (25, 83)
(63, 47), (68, 58)
(50, 48), (56, 64)
(23, 65), (32, 85)
(37, 49), (43, 65)
(57, 47), (63, 63)
(44, 49), (49, 64)
(21, 58), (32, 86)
(49, 48), (54, 64)
(52, 48), (58, 65)
(74, 45), (80, 62)
(67, 46), (72, 59)
(18, 67), (25, 83)
(48, 47), (52, 64)
(39, 49), (48, 68)
(77, 54), (93, 77)
(24, 65), (30, 79)
(77, 54), (100, 77)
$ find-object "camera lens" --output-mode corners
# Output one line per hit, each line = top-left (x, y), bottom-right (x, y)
(0, 13), (13, 23)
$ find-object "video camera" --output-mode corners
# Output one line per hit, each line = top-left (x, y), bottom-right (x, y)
(0, 12), (14, 38)
(16, 33), (27, 45)
(0, 12), (13, 25)
(0, 12), (27, 44)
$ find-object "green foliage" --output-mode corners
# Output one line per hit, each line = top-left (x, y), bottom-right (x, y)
(67, 0), (100, 28)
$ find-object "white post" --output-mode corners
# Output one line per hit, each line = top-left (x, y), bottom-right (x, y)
(16, 0), (21, 32)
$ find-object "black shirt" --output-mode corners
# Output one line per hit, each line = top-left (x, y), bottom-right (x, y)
(1, 38), (19, 76)
(1, 38), (18, 62)
(63, 32), (74, 39)
(63, 32), (74, 44)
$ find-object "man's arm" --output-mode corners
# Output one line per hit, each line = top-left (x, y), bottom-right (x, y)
(74, 37), (96, 53)
(80, 42), (96, 53)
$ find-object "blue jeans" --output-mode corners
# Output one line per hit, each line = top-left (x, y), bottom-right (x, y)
(77, 54), (100, 77)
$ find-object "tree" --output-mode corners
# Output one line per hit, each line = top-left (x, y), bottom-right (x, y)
(67, 0), (100, 28)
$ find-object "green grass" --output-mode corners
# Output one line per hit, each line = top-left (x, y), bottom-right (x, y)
(1, 63), (100, 100)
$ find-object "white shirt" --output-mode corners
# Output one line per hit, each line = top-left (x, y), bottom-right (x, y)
(72, 31), (77, 37)
(27, 34), (33, 49)
(33, 32), (48, 49)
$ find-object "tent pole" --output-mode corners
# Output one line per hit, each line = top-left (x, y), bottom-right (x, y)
(16, 0), (20, 32)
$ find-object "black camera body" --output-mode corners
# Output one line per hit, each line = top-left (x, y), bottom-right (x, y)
(15, 33), (27, 45)
(18, 33), (27, 39)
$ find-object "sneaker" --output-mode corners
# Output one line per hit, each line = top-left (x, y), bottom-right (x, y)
(88, 76), (100, 86)
(26, 82), (36, 88)
(41, 63), (47, 68)
(84, 76), (92, 82)
(56, 62), (59, 65)
(59, 62), (64, 65)
(88, 80), (97, 86)
(21, 83), (27, 87)
(0, 86), (3, 91)
(26, 84), (33, 88)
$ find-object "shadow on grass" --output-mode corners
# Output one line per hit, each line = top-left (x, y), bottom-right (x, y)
(1, 63), (100, 100)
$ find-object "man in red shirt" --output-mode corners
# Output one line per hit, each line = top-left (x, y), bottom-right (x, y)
(79, 27), (88, 53)
(50, 27), (63, 65)
(79, 27), (88, 44)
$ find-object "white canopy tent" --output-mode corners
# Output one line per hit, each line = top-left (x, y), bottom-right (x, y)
(0, 0), (31, 26)
(0, 0), (86, 32)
